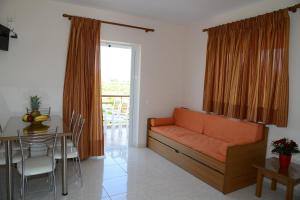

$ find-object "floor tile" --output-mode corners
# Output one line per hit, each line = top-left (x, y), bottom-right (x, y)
(113, 156), (128, 165)
(104, 156), (118, 166)
(118, 163), (128, 172)
(103, 165), (127, 180)
(1, 138), (299, 200)
(103, 176), (128, 196)
(110, 192), (150, 200)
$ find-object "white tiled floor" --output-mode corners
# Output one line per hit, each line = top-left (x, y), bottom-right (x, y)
(1, 129), (300, 199)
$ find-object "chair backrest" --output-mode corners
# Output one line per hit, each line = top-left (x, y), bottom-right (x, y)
(69, 110), (80, 132)
(72, 116), (85, 148)
(69, 110), (75, 130)
(17, 127), (58, 172)
(0, 125), (2, 147)
(0, 124), (2, 137)
(26, 107), (51, 116)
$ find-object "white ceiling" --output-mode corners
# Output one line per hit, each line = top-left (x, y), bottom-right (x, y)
(56, 0), (262, 24)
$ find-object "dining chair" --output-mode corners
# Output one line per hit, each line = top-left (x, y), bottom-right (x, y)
(26, 107), (52, 156)
(118, 100), (130, 137)
(0, 124), (29, 165)
(17, 128), (58, 200)
(49, 116), (85, 186)
(102, 103), (113, 135)
(47, 111), (79, 149)
(25, 107), (52, 157)
(69, 110), (77, 131)
(0, 124), (3, 152)
(0, 149), (29, 166)
(0, 124), (29, 153)
(112, 99), (122, 134)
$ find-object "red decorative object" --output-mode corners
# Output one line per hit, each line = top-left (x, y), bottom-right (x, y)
(279, 154), (292, 171)
(272, 138), (299, 173)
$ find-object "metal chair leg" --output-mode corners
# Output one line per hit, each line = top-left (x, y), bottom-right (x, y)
(21, 175), (25, 200)
(74, 158), (79, 177)
(72, 158), (77, 172)
(53, 171), (57, 200)
(19, 174), (22, 198)
(76, 157), (83, 187)
(25, 177), (29, 192)
(48, 173), (53, 191)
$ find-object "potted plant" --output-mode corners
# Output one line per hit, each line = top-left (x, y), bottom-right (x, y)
(271, 138), (299, 171)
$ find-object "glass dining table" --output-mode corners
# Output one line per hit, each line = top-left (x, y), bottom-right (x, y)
(0, 115), (71, 200)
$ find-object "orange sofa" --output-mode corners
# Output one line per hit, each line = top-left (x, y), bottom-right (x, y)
(147, 108), (268, 194)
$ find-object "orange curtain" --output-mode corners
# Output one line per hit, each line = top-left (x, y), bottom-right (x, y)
(63, 17), (104, 159)
(203, 10), (290, 127)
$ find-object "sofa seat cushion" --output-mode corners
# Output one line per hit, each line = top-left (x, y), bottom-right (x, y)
(151, 125), (232, 162)
(151, 125), (199, 142)
(177, 134), (233, 162)
(204, 115), (264, 145)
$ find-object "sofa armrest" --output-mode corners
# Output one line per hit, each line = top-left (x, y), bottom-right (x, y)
(150, 117), (175, 127)
(226, 127), (268, 165)
(222, 127), (269, 193)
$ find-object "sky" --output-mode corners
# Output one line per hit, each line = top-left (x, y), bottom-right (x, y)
(101, 45), (132, 82)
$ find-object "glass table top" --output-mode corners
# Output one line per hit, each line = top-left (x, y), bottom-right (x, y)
(0, 115), (71, 140)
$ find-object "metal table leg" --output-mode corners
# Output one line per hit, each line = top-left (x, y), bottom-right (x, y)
(61, 136), (68, 195)
(5, 140), (13, 200)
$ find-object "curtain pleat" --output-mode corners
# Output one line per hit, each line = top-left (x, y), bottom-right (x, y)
(203, 10), (290, 127)
(63, 17), (104, 159)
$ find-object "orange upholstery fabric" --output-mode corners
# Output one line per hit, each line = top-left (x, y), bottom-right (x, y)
(150, 118), (175, 127)
(151, 126), (231, 162)
(150, 108), (264, 162)
(178, 134), (232, 162)
(173, 108), (205, 133)
(173, 108), (263, 145)
(203, 114), (264, 145)
(151, 126), (199, 142)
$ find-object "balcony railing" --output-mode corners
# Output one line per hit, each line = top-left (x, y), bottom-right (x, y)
(102, 95), (130, 131)
(102, 95), (130, 149)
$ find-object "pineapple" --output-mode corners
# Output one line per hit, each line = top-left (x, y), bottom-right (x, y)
(30, 96), (41, 118)
(30, 96), (41, 111)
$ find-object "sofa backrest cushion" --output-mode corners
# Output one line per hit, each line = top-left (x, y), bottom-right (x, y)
(203, 114), (264, 145)
(173, 108), (205, 134)
(150, 117), (175, 127)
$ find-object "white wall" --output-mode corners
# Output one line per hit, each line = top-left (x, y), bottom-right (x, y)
(183, 0), (300, 163)
(0, 0), (186, 146)
(2, 0), (300, 158)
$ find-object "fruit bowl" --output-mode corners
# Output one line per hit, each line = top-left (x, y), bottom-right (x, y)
(22, 114), (49, 126)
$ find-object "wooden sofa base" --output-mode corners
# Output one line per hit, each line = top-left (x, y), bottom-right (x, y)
(148, 137), (225, 191)
(147, 128), (268, 194)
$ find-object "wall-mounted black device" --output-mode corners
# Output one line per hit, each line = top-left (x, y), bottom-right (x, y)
(0, 24), (10, 51)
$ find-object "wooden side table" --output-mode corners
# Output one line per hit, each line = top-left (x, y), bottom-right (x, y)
(253, 157), (300, 200)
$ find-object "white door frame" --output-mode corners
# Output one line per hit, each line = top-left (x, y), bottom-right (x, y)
(101, 41), (141, 147)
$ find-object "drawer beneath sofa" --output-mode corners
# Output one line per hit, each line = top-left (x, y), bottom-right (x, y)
(148, 136), (225, 191)
(148, 130), (226, 173)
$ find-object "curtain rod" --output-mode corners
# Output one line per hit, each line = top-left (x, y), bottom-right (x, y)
(63, 14), (155, 32)
(202, 3), (300, 32)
